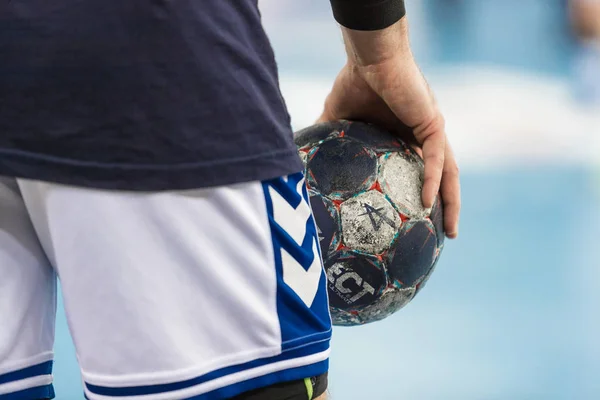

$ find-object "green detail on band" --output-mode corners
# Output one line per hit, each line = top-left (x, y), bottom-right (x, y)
(304, 377), (314, 399)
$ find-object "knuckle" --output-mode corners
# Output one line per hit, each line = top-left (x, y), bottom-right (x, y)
(426, 153), (445, 169)
(423, 176), (439, 186)
(435, 114), (446, 129)
(445, 163), (460, 176)
(442, 190), (461, 209)
(454, 198), (462, 212)
(444, 196), (459, 208)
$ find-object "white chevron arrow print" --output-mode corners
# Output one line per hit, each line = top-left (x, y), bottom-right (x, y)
(269, 178), (322, 308)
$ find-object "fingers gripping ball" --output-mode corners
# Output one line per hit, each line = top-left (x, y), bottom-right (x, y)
(295, 120), (444, 326)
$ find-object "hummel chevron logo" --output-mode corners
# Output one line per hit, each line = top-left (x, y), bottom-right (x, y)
(359, 203), (396, 231)
(269, 177), (322, 308)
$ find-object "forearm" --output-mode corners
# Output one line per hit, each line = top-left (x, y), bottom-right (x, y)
(329, 0), (411, 66)
(342, 18), (410, 67)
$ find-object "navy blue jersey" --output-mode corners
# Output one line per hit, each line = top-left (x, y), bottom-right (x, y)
(0, 0), (405, 191)
(0, 0), (302, 190)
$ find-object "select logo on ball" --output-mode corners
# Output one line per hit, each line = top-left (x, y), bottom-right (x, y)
(325, 253), (387, 310)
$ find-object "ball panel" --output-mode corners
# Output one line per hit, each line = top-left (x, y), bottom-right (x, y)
(329, 308), (361, 326)
(430, 195), (445, 247)
(388, 219), (437, 287)
(360, 287), (417, 323)
(343, 120), (426, 159)
(344, 120), (404, 149)
(340, 190), (401, 254)
(298, 150), (309, 167)
(308, 138), (377, 199)
(308, 192), (339, 254)
(379, 153), (430, 219)
(415, 250), (441, 295)
(330, 287), (416, 326)
(294, 120), (348, 149)
(325, 252), (387, 311)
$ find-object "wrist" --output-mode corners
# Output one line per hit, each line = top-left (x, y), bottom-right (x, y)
(342, 18), (411, 68)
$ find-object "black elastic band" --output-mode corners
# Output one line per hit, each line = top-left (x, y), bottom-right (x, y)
(230, 373), (328, 400)
(330, 0), (406, 31)
(311, 372), (328, 399)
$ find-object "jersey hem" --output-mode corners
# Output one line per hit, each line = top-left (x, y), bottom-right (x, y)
(0, 146), (304, 191)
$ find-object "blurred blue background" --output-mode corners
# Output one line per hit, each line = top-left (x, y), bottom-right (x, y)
(52, 1), (600, 399)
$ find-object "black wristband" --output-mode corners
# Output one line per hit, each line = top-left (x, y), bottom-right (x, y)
(330, 0), (406, 31)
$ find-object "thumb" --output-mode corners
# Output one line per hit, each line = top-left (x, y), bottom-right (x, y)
(315, 113), (329, 124)
(315, 101), (338, 124)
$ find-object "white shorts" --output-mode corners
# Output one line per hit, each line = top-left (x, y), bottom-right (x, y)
(0, 172), (331, 400)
